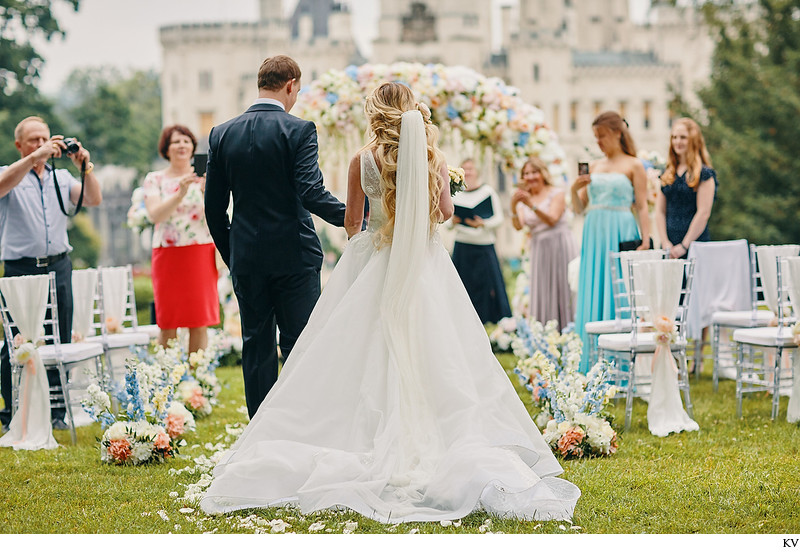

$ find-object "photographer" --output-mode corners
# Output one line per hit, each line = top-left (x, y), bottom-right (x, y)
(0, 116), (102, 433)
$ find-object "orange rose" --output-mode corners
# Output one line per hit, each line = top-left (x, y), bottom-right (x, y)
(107, 439), (132, 462)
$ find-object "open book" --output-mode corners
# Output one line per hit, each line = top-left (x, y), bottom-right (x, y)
(454, 196), (493, 226)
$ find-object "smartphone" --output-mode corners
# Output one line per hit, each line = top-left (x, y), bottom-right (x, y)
(578, 162), (589, 176)
(193, 153), (208, 176)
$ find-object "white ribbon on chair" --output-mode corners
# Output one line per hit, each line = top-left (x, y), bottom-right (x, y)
(71, 269), (98, 342)
(785, 257), (800, 423)
(0, 275), (58, 450)
(100, 267), (128, 334)
(633, 260), (700, 437)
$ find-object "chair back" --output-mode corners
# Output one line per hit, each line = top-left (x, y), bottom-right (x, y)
(71, 268), (98, 341)
(786, 257), (800, 321)
(775, 256), (798, 329)
(755, 245), (800, 316)
(628, 258), (695, 342)
(611, 249), (667, 322)
(98, 265), (140, 334)
(0, 274), (53, 353)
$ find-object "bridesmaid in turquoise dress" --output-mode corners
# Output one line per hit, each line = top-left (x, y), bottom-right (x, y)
(571, 111), (652, 372)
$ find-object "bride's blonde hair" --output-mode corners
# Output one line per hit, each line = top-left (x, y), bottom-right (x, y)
(363, 82), (446, 248)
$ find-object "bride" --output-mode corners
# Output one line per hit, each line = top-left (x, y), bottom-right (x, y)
(201, 82), (580, 522)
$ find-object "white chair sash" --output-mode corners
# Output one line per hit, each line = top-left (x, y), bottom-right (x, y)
(71, 268), (98, 342)
(784, 257), (800, 423)
(0, 275), (58, 450)
(632, 260), (699, 437)
(100, 267), (128, 333)
(755, 245), (800, 315)
(619, 250), (665, 296)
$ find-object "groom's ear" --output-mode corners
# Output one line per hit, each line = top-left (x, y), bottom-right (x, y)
(286, 78), (297, 95)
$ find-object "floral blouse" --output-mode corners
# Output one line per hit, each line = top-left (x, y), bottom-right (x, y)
(141, 170), (214, 249)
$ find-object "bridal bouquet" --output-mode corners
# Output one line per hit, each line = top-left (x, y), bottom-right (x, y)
(511, 318), (619, 459)
(448, 165), (466, 196)
(126, 186), (153, 234)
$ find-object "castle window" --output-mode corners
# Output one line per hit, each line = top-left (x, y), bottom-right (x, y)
(593, 101), (602, 117)
(401, 3), (436, 44)
(552, 103), (560, 133)
(199, 111), (215, 137)
(463, 14), (478, 27)
(643, 101), (652, 129)
(570, 101), (578, 132)
(618, 100), (627, 120)
(533, 64), (540, 82)
(199, 71), (213, 92)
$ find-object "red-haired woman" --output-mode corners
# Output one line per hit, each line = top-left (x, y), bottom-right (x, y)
(655, 117), (717, 259)
(570, 111), (651, 371)
(143, 125), (219, 353)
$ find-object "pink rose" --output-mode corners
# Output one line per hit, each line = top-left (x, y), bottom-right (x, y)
(107, 439), (132, 462)
(653, 315), (675, 335)
(189, 388), (207, 410)
(153, 431), (171, 452)
(166, 414), (185, 439)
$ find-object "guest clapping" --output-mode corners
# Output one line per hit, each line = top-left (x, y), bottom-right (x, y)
(511, 157), (576, 329)
(450, 159), (511, 324)
(143, 125), (219, 353)
(655, 117), (717, 259)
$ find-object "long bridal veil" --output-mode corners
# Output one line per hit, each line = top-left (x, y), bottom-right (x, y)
(200, 106), (580, 523)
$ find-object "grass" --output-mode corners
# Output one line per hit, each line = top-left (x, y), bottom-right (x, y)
(1, 352), (799, 534)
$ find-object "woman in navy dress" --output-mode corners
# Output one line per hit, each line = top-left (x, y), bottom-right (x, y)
(655, 117), (717, 259)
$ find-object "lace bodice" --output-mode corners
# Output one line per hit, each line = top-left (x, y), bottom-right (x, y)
(361, 151), (388, 232)
(588, 173), (634, 208)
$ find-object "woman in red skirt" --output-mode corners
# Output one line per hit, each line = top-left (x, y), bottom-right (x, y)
(143, 125), (219, 353)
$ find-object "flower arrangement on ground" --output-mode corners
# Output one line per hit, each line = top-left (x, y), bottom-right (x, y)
(510, 318), (619, 459)
(81, 358), (187, 465)
(294, 62), (565, 176)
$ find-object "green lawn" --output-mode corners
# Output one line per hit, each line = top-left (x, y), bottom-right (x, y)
(1, 353), (798, 534)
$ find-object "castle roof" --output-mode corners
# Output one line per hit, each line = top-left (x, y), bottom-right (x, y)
(572, 50), (666, 68)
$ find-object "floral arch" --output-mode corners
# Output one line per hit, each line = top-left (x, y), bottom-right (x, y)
(294, 62), (566, 181)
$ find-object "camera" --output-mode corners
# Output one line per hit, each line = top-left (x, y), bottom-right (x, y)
(61, 138), (80, 155)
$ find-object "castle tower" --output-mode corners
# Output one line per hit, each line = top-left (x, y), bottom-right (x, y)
(372, 0), (492, 69)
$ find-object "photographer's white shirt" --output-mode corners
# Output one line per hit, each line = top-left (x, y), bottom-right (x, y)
(0, 164), (78, 260)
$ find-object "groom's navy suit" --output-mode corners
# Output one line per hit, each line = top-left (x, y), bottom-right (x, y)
(204, 101), (345, 417)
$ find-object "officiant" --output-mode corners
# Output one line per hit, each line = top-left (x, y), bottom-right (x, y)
(449, 159), (511, 324)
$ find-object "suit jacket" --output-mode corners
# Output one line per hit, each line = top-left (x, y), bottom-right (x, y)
(204, 103), (345, 275)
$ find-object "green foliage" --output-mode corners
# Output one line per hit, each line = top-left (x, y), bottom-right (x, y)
(66, 212), (100, 268)
(0, 1), (80, 162)
(682, 0), (800, 245)
(58, 67), (163, 176)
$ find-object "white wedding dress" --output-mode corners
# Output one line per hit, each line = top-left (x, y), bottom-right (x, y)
(201, 112), (580, 522)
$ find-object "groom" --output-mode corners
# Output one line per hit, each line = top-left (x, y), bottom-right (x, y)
(204, 55), (346, 418)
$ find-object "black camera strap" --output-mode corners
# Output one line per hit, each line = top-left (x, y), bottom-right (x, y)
(51, 159), (85, 217)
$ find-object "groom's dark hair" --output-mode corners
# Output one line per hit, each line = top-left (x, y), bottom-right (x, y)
(258, 55), (302, 91)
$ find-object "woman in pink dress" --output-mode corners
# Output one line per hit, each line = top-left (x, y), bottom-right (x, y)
(511, 157), (577, 329)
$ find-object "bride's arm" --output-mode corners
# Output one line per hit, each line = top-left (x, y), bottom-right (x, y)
(437, 164), (454, 221)
(344, 154), (365, 238)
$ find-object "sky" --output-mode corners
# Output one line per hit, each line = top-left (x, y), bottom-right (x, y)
(35, 0), (651, 95)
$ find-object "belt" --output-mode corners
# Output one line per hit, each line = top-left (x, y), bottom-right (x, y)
(7, 251), (68, 268)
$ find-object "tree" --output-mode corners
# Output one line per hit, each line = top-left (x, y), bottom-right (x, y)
(684, 0), (800, 245)
(0, 0), (80, 161)
(59, 67), (162, 176)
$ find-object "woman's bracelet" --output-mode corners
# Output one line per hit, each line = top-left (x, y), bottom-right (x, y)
(680, 242), (689, 251)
